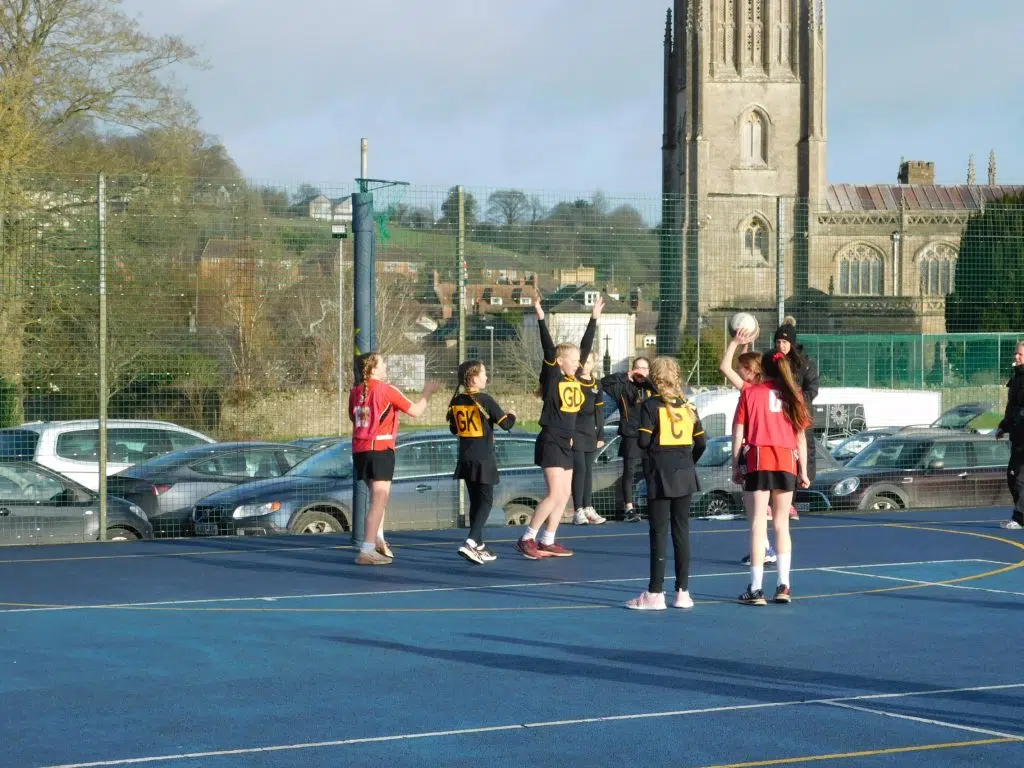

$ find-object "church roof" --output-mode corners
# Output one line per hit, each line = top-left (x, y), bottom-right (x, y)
(826, 184), (1024, 212)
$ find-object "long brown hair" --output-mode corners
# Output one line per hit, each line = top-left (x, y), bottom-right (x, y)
(737, 351), (762, 383)
(761, 351), (811, 429)
(359, 353), (383, 406)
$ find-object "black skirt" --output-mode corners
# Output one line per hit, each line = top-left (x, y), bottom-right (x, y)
(535, 432), (574, 469)
(454, 458), (499, 485)
(744, 470), (797, 492)
(353, 449), (396, 482)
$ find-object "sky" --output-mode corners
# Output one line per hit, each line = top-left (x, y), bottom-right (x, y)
(122, 0), (1024, 200)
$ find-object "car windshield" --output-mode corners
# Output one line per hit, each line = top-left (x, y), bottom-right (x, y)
(846, 439), (932, 470)
(832, 433), (885, 462)
(288, 441), (352, 478)
(697, 437), (732, 467)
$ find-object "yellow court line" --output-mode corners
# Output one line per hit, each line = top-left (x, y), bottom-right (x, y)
(698, 736), (1021, 767)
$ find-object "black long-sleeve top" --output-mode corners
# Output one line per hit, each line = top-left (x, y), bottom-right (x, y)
(601, 371), (655, 440)
(572, 374), (605, 452)
(537, 316), (597, 440)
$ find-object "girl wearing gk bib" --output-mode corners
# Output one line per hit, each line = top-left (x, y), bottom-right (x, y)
(447, 360), (517, 564)
(514, 292), (604, 560)
(349, 353), (440, 566)
(626, 357), (706, 610)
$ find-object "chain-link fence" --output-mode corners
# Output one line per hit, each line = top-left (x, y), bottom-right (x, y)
(0, 173), (1021, 542)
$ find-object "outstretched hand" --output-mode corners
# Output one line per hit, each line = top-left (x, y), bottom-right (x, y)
(734, 327), (759, 347)
(532, 293), (545, 322)
(591, 294), (605, 319)
(422, 380), (443, 398)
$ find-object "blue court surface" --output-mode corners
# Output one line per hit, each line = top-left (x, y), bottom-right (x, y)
(2, 507), (1023, 767)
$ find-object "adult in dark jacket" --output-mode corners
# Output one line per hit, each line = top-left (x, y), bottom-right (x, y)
(995, 340), (1024, 530)
(602, 356), (654, 522)
(773, 317), (820, 486)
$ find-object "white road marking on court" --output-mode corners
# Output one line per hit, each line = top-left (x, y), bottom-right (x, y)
(39, 682), (1024, 768)
(0, 559), (1000, 614)
(822, 567), (1024, 597)
(826, 700), (1024, 740)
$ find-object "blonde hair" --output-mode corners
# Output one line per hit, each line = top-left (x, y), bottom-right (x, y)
(555, 342), (579, 363)
(650, 357), (683, 400)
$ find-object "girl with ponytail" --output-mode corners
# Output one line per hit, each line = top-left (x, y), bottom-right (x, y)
(349, 353), (441, 566)
(446, 359), (517, 564)
(731, 349), (810, 605)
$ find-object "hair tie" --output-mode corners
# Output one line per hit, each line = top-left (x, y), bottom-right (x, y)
(772, 352), (785, 362)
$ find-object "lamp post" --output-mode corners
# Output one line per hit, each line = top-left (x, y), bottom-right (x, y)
(484, 325), (494, 372)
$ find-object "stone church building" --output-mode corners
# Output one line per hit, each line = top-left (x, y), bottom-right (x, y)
(658, 0), (1022, 349)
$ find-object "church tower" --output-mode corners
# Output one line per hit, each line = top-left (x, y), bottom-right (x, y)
(660, 0), (827, 347)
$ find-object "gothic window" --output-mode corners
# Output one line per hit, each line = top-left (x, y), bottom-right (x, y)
(743, 219), (769, 261)
(918, 243), (957, 296)
(837, 244), (884, 296)
(742, 110), (767, 165)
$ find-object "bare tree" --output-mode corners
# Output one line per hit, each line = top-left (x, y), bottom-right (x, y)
(486, 189), (530, 227)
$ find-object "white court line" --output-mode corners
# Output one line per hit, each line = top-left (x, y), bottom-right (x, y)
(826, 700), (1024, 740)
(39, 682), (1024, 768)
(0, 559), (999, 614)
(822, 567), (1024, 598)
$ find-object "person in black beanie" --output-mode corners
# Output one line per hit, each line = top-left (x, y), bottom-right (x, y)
(773, 317), (819, 495)
(995, 341), (1024, 530)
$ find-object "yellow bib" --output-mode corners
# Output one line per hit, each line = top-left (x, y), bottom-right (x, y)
(451, 404), (485, 438)
(658, 406), (694, 446)
(558, 380), (585, 413)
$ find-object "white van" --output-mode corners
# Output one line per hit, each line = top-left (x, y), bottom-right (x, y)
(689, 387), (942, 446)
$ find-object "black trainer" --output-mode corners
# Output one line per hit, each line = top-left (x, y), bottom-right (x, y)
(773, 584), (791, 603)
(739, 586), (767, 606)
(624, 509), (642, 523)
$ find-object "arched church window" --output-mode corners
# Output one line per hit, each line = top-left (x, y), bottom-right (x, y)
(837, 244), (884, 296)
(743, 219), (769, 261)
(742, 111), (767, 165)
(918, 243), (957, 296)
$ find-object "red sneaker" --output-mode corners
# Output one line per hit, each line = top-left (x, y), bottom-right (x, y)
(537, 541), (574, 557)
(514, 537), (551, 560)
(789, 506), (800, 520)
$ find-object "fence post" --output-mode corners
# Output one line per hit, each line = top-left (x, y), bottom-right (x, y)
(350, 190), (375, 546)
(97, 173), (108, 541)
(455, 186), (467, 528)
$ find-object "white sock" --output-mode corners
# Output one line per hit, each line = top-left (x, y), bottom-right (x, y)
(540, 530), (555, 546)
(523, 527), (538, 541)
(777, 553), (792, 586)
(360, 542), (375, 554)
(465, 538), (478, 549)
(750, 565), (764, 592)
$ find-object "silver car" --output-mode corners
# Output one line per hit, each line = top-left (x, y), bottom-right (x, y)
(190, 431), (552, 536)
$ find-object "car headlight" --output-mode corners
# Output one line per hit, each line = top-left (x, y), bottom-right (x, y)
(128, 503), (148, 522)
(233, 501), (282, 519)
(832, 477), (860, 497)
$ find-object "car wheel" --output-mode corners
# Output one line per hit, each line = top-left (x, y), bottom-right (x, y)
(696, 492), (733, 518)
(505, 503), (534, 527)
(106, 527), (139, 542)
(290, 510), (344, 534)
(865, 493), (903, 511)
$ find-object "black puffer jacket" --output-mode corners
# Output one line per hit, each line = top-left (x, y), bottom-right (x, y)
(998, 365), (1024, 445)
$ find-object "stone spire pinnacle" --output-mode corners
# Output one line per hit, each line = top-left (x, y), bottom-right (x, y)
(988, 150), (997, 185)
(967, 154), (976, 184)
(664, 7), (672, 47)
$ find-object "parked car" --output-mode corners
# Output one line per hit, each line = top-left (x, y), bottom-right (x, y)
(0, 461), (152, 545)
(290, 436), (347, 452)
(107, 442), (315, 537)
(0, 420), (215, 491)
(190, 431), (552, 537)
(592, 434), (838, 519)
(829, 402), (998, 465)
(797, 430), (1011, 513)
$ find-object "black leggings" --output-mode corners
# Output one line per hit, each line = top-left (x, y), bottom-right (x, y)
(621, 456), (642, 507)
(647, 495), (693, 593)
(1007, 448), (1024, 526)
(571, 449), (596, 510)
(466, 481), (494, 545)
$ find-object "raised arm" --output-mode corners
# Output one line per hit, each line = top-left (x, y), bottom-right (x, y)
(403, 380), (442, 418)
(577, 294), (605, 363)
(720, 328), (756, 391)
(533, 295), (556, 363)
